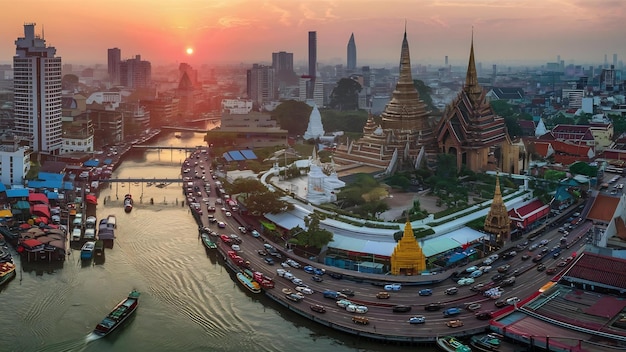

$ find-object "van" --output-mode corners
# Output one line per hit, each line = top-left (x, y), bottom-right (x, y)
(443, 307), (462, 317)
(352, 316), (369, 325)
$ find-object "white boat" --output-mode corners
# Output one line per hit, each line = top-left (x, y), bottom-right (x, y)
(106, 215), (117, 229)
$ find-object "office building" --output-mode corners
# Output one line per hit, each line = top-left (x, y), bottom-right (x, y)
(119, 55), (151, 89)
(246, 64), (275, 107)
(347, 33), (356, 72)
(107, 48), (121, 85)
(272, 51), (297, 86)
(308, 31), (317, 99)
(13, 23), (63, 155)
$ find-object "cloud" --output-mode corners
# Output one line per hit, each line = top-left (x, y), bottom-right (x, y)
(263, 3), (293, 26)
(217, 16), (253, 29)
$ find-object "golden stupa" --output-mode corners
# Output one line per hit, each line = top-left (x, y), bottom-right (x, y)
(390, 221), (426, 275)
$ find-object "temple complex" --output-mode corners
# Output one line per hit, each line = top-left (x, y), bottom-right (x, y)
(435, 35), (517, 173)
(390, 221), (426, 275)
(333, 30), (436, 173)
(483, 175), (511, 246)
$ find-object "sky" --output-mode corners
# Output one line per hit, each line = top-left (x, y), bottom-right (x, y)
(1, 0), (625, 68)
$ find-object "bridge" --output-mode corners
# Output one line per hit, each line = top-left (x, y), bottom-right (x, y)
(161, 126), (210, 133)
(130, 145), (204, 151)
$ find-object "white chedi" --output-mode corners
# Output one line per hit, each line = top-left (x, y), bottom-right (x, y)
(303, 102), (325, 140)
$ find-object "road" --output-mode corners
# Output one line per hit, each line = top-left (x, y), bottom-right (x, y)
(183, 149), (590, 340)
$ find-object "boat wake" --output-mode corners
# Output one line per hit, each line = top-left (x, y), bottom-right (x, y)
(85, 332), (102, 343)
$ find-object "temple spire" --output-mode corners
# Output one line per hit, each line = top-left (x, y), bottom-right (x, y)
(464, 28), (482, 104)
(398, 27), (414, 87)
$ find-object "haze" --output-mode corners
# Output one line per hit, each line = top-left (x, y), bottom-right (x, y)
(1, 0), (625, 67)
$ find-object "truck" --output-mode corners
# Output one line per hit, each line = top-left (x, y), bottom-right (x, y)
(253, 271), (274, 289)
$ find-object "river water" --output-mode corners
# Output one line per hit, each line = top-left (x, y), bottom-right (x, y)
(0, 130), (434, 352)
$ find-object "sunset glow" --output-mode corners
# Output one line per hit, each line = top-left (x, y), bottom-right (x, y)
(1, 0), (625, 66)
(186, 47), (194, 55)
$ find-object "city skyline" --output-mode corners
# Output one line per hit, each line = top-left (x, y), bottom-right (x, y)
(1, 0), (625, 68)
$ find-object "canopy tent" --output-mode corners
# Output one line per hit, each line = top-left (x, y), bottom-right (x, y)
(85, 194), (98, 205)
(13, 200), (30, 210)
(31, 204), (51, 219)
(6, 188), (29, 198)
(0, 209), (13, 219)
(28, 192), (49, 205)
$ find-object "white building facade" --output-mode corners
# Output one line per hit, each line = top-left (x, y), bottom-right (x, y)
(13, 23), (63, 155)
(0, 143), (31, 186)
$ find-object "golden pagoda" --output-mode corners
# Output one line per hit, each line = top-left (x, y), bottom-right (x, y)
(483, 174), (511, 245)
(390, 221), (426, 275)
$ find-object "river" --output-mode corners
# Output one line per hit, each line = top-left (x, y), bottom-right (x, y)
(0, 130), (435, 352)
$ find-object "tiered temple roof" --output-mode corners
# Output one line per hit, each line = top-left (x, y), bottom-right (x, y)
(483, 175), (510, 245)
(333, 30), (435, 171)
(390, 221), (426, 275)
(435, 34), (509, 172)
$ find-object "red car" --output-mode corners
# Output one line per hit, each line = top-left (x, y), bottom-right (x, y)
(220, 234), (232, 244)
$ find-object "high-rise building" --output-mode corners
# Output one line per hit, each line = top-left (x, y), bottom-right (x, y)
(108, 48), (121, 85)
(308, 31), (317, 98)
(246, 64), (275, 107)
(119, 55), (151, 89)
(13, 23), (63, 155)
(347, 33), (356, 72)
(613, 54), (618, 68)
(272, 51), (296, 86)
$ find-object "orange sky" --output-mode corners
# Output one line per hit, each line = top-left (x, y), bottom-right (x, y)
(1, 0), (625, 68)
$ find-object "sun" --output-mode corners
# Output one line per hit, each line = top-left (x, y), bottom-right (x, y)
(186, 47), (193, 55)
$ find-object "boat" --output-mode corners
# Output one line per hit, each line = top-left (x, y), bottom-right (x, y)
(236, 271), (261, 294)
(0, 261), (16, 287)
(174, 132), (182, 138)
(471, 333), (502, 351)
(436, 336), (472, 352)
(200, 233), (217, 250)
(124, 194), (133, 213)
(106, 215), (117, 229)
(0, 247), (12, 263)
(93, 290), (140, 337)
(81, 241), (96, 260)
(94, 240), (104, 258)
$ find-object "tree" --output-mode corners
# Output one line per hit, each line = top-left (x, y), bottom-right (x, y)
(244, 190), (293, 215)
(569, 161), (597, 178)
(226, 178), (267, 197)
(329, 78), (362, 110)
(62, 74), (79, 91)
(292, 214), (333, 250)
(270, 100), (312, 135)
(413, 79), (437, 112)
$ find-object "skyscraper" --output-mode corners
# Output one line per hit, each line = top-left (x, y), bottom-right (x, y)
(13, 23), (63, 155)
(108, 47), (121, 85)
(308, 31), (317, 99)
(272, 51), (296, 86)
(347, 33), (356, 72)
(246, 64), (275, 106)
(119, 55), (152, 89)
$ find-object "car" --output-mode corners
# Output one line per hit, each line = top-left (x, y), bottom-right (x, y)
(346, 304), (368, 314)
(521, 254), (530, 261)
(313, 267), (326, 276)
(207, 206), (216, 212)
(384, 283), (402, 291)
(291, 277), (303, 285)
(470, 270), (483, 278)
(532, 254), (544, 263)
(408, 316), (426, 324)
(270, 251), (282, 259)
(546, 267), (557, 274)
(336, 299), (353, 308)
(446, 319), (464, 328)
(376, 291), (390, 299)
(328, 272), (343, 280)
(478, 266), (492, 273)
(352, 316), (369, 325)
(295, 286), (314, 295)
(471, 283), (487, 292)
(483, 258), (494, 265)
(311, 275), (323, 282)
(494, 299), (507, 307)
(466, 303), (482, 311)
(506, 297), (521, 305)
(217, 221), (226, 228)
(443, 307), (462, 317)
(418, 289), (433, 296)
(424, 302), (445, 311)
(257, 249), (268, 256)
(475, 311), (493, 320)
(497, 264), (510, 273)
(303, 265), (315, 274)
(465, 266), (479, 273)
(238, 226), (247, 233)
(339, 289), (355, 297)
(231, 244), (241, 251)
(457, 277), (475, 286)
(285, 293), (303, 302)
(310, 304), (326, 313)
(225, 211), (232, 217)
(501, 277), (516, 287)
(280, 262), (290, 268)
(445, 287), (458, 295)
(250, 230), (260, 238)
(536, 264), (546, 272)
(285, 259), (300, 268)
(392, 305), (412, 313)
(263, 257), (275, 265)
(557, 261), (567, 267)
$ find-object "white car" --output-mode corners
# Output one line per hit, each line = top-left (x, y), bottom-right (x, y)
(231, 244), (240, 251)
(506, 296), (521, 305)
(238, 226), (247, 233)
(295, 286), (314, 295)
(336, 299), (353, 308)
(384, 283), (402, 291)
(346, 304), (368, 314)
(225, 211), (232, 217)
(291, 277), (303, 285)
(457, 277), (475, 286)
(470, 270), (483, 278)
(465, 266), (479, 273)
(280, 262), (290, 268)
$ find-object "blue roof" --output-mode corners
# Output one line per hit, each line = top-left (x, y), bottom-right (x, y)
(103, 158), (113, 165)
(228, 151), (245, 161)
(38, 172), (64, 182)
(6, 188), (29, 198)
(222, 153), (233, 162)
(0, 183), (6, 192)
(63, 182), (74, 191)
(240, 150), (257, 160)
(84, 159), (100, 167)
(45, 191), (59, 200)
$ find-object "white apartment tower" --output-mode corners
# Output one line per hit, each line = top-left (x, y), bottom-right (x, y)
(13, 23), (63, 155)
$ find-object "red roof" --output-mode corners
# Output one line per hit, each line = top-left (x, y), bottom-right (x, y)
(587, 193), (620, 223)
(533, 142), (552, 157)
(566, 252), (626, 289)
(28, 192), (49, 204)
(21, 238), (43, 249)
(31, 204), (50, 218)
(508, 199), (546, 218)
